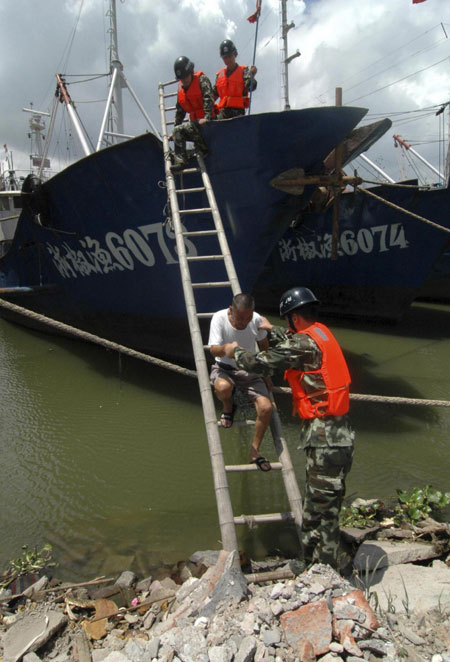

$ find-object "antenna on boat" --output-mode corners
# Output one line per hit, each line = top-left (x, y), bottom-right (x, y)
(22, 106), (52, 176)
(106, 0), (124, 139)
(280, 0), (300, 110)
(0, 146), (18, 191)
(95, 0), (160, 149)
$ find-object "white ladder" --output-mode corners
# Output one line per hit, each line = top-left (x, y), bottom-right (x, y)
(158, 78), (303, 561)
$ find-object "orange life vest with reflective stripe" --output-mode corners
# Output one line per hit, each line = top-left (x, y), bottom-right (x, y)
(177, 71), (213, 121)
(284, 322), (351, 419)
(215, 65), (249, 110)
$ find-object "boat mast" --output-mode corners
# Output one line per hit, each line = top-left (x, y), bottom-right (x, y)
(56, 74), (92, 157)
(96, 0), (160, 149)
(445, 104), (450, 187)
(394, 134), (445, 183)
(22, 107), (51, 174)
(107, 0), (124, 139)
(280, 0), (300, 110)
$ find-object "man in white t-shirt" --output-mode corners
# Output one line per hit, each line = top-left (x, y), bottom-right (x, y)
(208, 293), (273, 471)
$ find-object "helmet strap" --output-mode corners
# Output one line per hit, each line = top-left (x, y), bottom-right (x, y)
(287, 313), (296, 332)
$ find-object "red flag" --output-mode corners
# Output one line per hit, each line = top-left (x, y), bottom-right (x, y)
(247, 0), (262, 23)
(412, 0), (427, 3)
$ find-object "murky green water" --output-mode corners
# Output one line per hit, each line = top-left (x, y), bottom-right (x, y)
(1, 302), (449, 580)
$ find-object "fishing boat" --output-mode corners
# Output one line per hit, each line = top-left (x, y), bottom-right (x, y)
(0, 1), (371, 364)
(0, 153), (22, 258)
(253, 135), (450, 321)
(253, 4), (450, 321)
(0, 109), (52, 258)
(419, 247), (450, 302)
(253, 178), (450, 321)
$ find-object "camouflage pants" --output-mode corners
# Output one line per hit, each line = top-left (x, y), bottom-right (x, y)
(302, 445), (353, 570)
(217, 107), (245, 120)
(172, 121), (208, 157)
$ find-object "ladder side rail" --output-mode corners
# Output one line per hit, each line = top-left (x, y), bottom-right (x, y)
(269, 401), (303, 543)
(196, 154), (241, 296)
(158, 83), (239, 559)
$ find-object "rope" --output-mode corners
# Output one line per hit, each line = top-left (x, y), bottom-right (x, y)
(0, 298), (196, 379)
(0, 298), (449, 408)
(272, 386), (450, 408)
(357, 186), (450, 236)
(360, 179), (432, 189)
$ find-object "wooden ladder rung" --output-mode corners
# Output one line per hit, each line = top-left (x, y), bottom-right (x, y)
(187, 255), (224, 262)
(163, 92), (177, 98)
(179, 207), (212, 214)
(165, 106), (177, 111)
(166, 120), (175, 126)
(225, 462), (282, 471)
(176, 187), (206, 194)
(178, 167), (200, 174)
(182, 230), (217, 237)
(219, 420), (255, 428)
(160, 79), (177, 88)
(192, 281), (231, 289)
(234, 512), (294, 525)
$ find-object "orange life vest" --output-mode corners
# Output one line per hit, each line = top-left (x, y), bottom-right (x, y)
(284, 322), (351, 419)
(177, 71), (214, 121)
(215, 65), (249, 110)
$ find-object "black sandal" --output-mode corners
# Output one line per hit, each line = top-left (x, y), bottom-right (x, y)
(251, 456), (272, 472)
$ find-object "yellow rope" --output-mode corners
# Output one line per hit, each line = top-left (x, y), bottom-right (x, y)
(0, 297), (196, 379)
(361, 179), (431, 189)
(357, 186), (450, 236)
(273, 386), (450, 408)
(0, 297), (449, 408)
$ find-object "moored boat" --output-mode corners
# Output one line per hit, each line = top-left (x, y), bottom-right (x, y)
(0, 2), (369, 364)
(254, 178), (450, 321)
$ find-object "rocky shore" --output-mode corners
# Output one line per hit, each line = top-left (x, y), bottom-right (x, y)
(1, 520), (450, 662)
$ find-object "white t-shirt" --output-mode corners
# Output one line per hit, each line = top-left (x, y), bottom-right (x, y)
(208, 308), (267, 368)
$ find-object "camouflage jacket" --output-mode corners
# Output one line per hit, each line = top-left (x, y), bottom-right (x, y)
(234, 325), (322, 379)
(234, 325), (354, 448)
(213, 65), (257, 100)
(175, 74), (215, 126)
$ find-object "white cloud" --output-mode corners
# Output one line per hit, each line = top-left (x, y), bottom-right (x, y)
(0, 0), (448, 182)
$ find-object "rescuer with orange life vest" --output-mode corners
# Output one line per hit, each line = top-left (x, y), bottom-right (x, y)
(213, 40), (257, 119)
(222, 287), (355, 570)
(170, 56), (215, 172)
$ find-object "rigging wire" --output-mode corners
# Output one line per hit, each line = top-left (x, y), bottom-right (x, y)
(306, 23), (446, 107)
(346, 55), (450, 105)
(343, 36), (447, 96)
(62, 74), (109, 81)
(58, 0), (86, 74)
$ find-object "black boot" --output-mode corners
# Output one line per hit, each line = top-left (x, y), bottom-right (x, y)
(170, 145), (188, 173)
(195, 139), (209, 158)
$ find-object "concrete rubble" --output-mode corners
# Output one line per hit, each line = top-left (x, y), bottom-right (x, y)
(1, 541), (449, 662)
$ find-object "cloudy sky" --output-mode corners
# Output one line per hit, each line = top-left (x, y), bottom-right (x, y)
(0, 0), (448, 183)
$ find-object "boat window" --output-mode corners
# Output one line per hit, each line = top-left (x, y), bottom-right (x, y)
(13, 197), (23, 209)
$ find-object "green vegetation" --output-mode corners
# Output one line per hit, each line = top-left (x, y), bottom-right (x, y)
(341, 485), (450, 529)
(1, 543), (56, 590)
(340, 500), (382, 528)
(393, 485), (450, 526)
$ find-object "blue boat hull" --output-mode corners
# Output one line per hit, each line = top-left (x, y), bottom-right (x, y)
(254, 182), (450, 320)
(0, 107), (367, 362)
